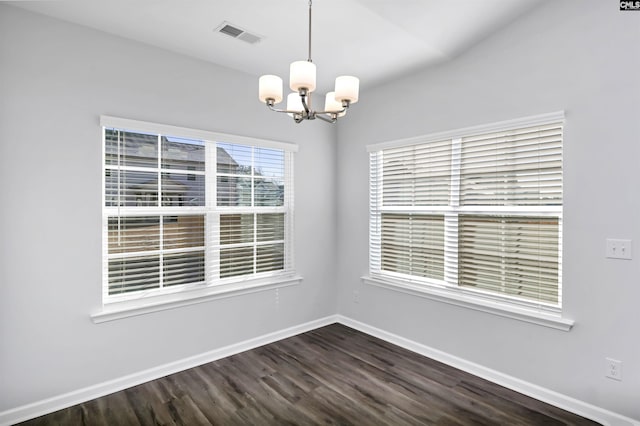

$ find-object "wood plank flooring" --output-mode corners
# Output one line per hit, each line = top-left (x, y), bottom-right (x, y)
(18, 324), (600, 425)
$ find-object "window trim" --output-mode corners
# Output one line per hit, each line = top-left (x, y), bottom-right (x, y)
(365, 111), (573, 330)
(366, 111), (564, 153)
(100, 116), (299, 153)
(92, 274), (302, 323)
(97, 116), (299, 318)
(361, 274), (573, 331)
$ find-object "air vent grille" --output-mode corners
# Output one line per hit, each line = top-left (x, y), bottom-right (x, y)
(219, 24), (243, 38)
(215, 22), (262, 44)
(238, 32), (261, 44)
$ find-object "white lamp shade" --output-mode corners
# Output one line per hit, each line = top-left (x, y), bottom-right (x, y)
(334, 76), (359, 104)
(290, 61), (316, 92)
(286, 92), (304, 117)
(324, 92), (346, 117)
(259, 75), (283, 104)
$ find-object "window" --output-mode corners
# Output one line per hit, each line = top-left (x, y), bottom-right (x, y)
(368, 113), (564, 317)
(101, 117), (296, 306)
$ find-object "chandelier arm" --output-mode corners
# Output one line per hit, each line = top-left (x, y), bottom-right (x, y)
(300, 91), (311, 117)
(314, 107), (348, 115)
(316, 114), (336, 124)
(265, 102), (305, 115)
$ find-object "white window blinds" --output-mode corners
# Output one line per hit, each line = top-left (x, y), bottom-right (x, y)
(369, 113), (563, 311)
(102, 118), (295, 303)
(459, 122), (563, 206)
(458, 215), (560, 304)
(381, 141), (452, 206)
(381, 213), (445, 280)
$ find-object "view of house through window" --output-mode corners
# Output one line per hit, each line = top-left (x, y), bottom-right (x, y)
(369, 115), (563, 311)
(103, 121), (294, 302)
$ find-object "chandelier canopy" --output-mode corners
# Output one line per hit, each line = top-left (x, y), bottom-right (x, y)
(258, 0), (359, 124)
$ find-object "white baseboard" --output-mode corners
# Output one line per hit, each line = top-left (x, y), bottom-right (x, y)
(3, 314), (637, 426)
(0, 315), (339, 426)
(336, 315), (639, 426)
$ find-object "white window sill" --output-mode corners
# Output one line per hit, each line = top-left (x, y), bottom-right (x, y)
(361, 275), (574, 332)
(91, 275), (302, 324)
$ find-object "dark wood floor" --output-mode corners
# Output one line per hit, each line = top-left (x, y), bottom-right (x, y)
(19, 323), (599, 425)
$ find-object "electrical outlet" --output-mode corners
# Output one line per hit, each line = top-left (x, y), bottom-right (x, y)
(353, 289), (359, 304)
(605, 358), (622, 381)
(606, 239), (632, 260)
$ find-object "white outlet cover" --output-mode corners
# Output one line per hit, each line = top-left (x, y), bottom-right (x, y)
(605, 357), (622, 381)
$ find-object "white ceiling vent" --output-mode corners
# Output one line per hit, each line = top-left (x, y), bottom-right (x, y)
(215, 22), (262, 44)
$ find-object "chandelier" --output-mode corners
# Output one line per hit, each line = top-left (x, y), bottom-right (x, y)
(258, 0), (359, 124)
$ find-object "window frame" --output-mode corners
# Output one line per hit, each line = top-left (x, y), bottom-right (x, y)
(95, 116), (299, 322)
(364, 112), (574, 331)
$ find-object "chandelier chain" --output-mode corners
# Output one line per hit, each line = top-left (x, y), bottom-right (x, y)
(308, 0), (312, 62)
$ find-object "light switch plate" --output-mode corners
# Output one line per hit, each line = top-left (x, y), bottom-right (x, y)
(606, 239), (632, 260)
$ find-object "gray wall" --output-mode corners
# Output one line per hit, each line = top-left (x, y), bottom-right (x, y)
(336, 0), (639, 420)
(0, 5), (337, 411)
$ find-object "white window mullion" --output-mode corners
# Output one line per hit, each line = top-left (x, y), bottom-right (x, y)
(250, 148), (257, 274)
(250, 147), (255, 208)
(157, 135), (164, 289)
(253, 213), (258, 274)
(157, 134), (162, 207)
(116, 129), (123, 247)
(284, 151), (295, 272)
(450, 138), (461, 208)
(444, 213), (458, 287)
(445, 137), (461, 287)
(206, 142), (219, 282)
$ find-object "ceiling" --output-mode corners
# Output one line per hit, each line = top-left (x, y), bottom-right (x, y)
(9, 0), (545, 94)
